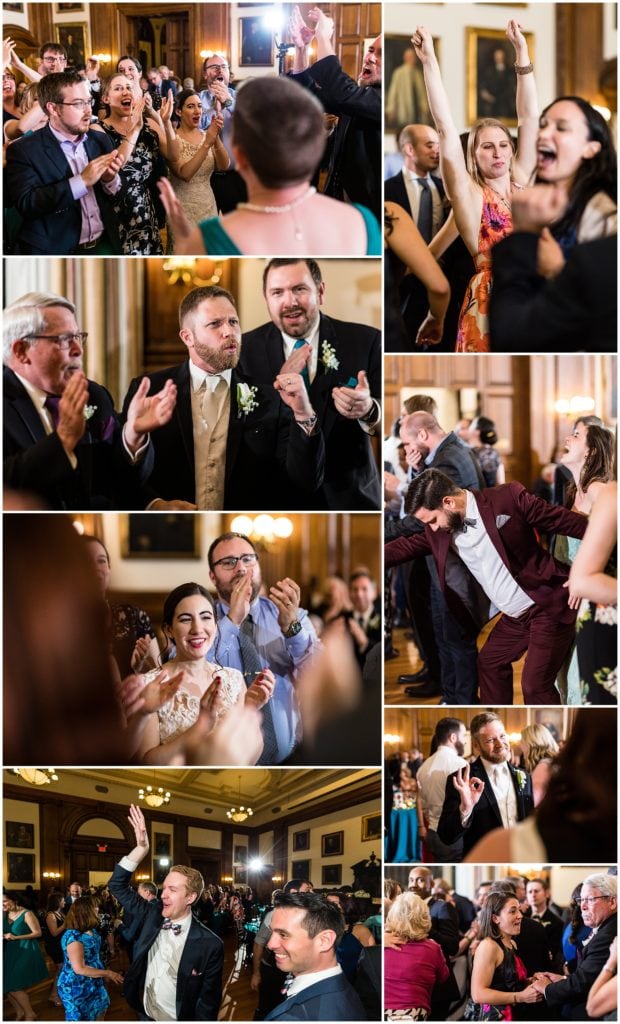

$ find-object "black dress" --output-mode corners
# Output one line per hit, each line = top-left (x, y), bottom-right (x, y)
(110, 602), (156, 678)
(470, 938), (528, 1021)
(575, 546), (617, 705)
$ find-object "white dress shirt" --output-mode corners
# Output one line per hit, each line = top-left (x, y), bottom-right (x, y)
(480, 757), (518, 829)
(287, 964), (343, 998)
(143, 909), (192, 1020)
(453, 491), (534, 618)
(416, 744), (468, 831)
(402, 167), (444, 237)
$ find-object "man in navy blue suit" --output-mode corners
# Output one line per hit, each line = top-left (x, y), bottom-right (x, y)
(5, 71), (124, 254)
(265, 892), (366, 1020)
(108, 804), (223, 1021)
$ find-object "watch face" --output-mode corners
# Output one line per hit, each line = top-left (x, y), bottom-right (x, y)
(286, 620), (302, 637)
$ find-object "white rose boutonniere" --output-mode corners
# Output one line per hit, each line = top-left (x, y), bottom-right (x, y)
(84, 404), (98, 421)
(237, 383), (259, 417)
(515, 769), (527, 792)
(320, 340), (339, 372)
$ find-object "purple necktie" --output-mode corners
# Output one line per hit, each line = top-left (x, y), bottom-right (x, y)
(44, 395), (61, 430)
(161, 918), (182, 935)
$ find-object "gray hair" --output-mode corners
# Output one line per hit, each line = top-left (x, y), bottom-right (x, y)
(582, 873), (618, 899)
(3, 292), (76, 364)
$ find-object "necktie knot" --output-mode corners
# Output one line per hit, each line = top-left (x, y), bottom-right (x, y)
(44, 394), (61, 429)
(459, 517), (477, 533)
(161, 918), (182, 935)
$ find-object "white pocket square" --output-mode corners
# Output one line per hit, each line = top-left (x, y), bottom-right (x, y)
(496, 515), (511, 528)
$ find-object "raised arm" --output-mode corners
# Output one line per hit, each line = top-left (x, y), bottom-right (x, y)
(412, 26), (476, 207)
(568, 482), (618, 604)
(506, 20), (539, 183)
(127, 802), (150, 863)
(385, 200), (450, 344)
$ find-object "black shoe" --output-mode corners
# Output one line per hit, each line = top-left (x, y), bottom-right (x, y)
(404, 682), (442, 698)
(398, 671), (432, 685)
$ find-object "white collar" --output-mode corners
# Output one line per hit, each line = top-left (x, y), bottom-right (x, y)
(280, 316), (320, 349)
(13, 369), (54, 411)
(188, 360), (232, 393)
(481, 757), (510, 777)
(287, 964), (342, 997)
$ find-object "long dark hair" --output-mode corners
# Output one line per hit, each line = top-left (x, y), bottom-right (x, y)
(538, 96), (617, 239)
(564, 424), (614, 507)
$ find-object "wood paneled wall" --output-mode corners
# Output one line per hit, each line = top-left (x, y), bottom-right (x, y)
(384, 708), (577, 757)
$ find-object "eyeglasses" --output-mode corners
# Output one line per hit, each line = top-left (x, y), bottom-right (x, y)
(27, 332), (88, 348)
(206, 63), (229, 72)
(211, 553), (258, 570)
(578, 896), (610, 906)
(57, 100), (92, 110)
(42, 55), (67, 64)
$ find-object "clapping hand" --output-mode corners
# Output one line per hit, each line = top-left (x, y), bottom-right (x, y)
(204, 113), (224, 148)
(130, 636), (157, 674)
(269, 576), (302, 632)
(246, 669), (276, 708)
(279, 342), (312, 377)
(332, 370), (374, 420)
(453, 763), (485, 816)
(273, 372), (315, 421)
(159, 92), (174, 125)
(118, 668), (186, 720)
(125, 376), (177, 450)
(308, 7), (334, 40)
(289, 5), (315, 47)
(56, 371), (88, 454)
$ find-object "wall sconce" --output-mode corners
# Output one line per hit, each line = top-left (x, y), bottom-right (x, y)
(92, 53), (112, 64)
(43, 871), (61, 879)
(554, 396), (596, 416)
(221, 874), (234, 883)
(272, 874), (282, 883)
(136, 873), (151, 881)
(200, 49), (228, 60)
(383, 733), (402, 745)
(230, 514), (293, 545)
(162, 257), (227, 287)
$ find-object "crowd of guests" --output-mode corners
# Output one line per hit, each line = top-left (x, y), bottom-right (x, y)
(3, 9), (382, 256)
(383, 868), (617, 1021)
(4, 805), (381, 1021)
(385, 20), (617, 352)
(384, 710), (616, 864)
(5, 514), (382, 768)
(385, 393), (617, 706)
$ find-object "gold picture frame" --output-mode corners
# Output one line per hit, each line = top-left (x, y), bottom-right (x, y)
(361, 812), (381, 842)
(466, 26), (535, 127)
(120, 514), (201, 559)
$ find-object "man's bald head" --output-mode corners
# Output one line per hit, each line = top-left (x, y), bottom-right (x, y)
(401, 411), (442, 438)
(399, 123), (440, 176)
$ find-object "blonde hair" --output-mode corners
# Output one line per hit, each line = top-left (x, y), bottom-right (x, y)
(167, 864), (204, 902)
(466, 118), (516, 187)
(521, 724), (559, 773)
(385, 892), (431, 941)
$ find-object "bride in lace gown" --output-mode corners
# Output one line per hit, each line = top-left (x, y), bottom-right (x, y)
(128, 583), (274, 764)
(167, 89), (230, 242)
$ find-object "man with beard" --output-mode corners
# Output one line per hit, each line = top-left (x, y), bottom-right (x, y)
(415, 717), (468, 862)
(122, 285), (324, 510)
(198, 54), (246, 212)
(437, 713), (534, 860)
(289, 7), (381, 221)
(207, 530), (321, 764)
(5, 71), (125, 255)
(240, 259), (381, 510)
(4, 292), (168, 510)
(385, 467), (588, 704)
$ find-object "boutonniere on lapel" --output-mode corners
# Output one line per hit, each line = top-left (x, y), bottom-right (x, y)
(368, 613), (381, 631)
(84, 404), (97, 421)
(236, 383), (259, 417)
(515, 769), (527, 792)
(320, 340), (339, 372)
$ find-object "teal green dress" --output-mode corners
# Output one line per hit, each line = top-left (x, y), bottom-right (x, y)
(3, 909), (49, 994)
(198, 202), (381, 255)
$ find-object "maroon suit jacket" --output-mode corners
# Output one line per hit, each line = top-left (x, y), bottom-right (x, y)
(385, 482), (588, 628)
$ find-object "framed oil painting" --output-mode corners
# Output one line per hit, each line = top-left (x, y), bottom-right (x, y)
(466, 26), (534, 126)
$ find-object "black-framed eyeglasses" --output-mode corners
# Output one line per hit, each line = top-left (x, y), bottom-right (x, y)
(578, 896), (610, 906)
(42, 55), (67, 63)
(57, 99), (92, 110)
(26, 332), (88, 349)
(212, 553), (258, 570)
(206, 63), (229, 72)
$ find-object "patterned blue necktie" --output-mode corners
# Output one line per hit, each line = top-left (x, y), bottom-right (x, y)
(161, 918), (182, 935)
(292, 339), (311, 391)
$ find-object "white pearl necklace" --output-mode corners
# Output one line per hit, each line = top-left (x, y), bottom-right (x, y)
(237, 186), (316, 240)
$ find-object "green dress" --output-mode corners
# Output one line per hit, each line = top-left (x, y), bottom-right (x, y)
(198, 202), (381, 255)
(3, 909), (49, 993)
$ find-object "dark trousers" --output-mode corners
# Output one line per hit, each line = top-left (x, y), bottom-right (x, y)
(254, 961), (286, 1020)
(211, 169), (247, 213)
(478, 604), (575, 704)
(403, 557), (441, 680)
(429, 564), (478, 704)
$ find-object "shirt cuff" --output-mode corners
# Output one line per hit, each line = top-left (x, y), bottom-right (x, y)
(122, 425), (149, 462)
(103, 174), (122, 196)
(358, 399), (381, 435)
(119, 855), (140, 872)
(70, 174), (88, 200)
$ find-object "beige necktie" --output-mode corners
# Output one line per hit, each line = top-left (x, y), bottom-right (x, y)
(201, 375), (226, 429)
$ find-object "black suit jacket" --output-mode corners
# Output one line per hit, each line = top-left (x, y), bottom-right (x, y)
(5, 123), (123, 255)
(265, 971), (366, 1020)
(490, 232), (617, 352)
(3, 366), (151, 510)
(437, 757), (534, 856)
(240, 313), (381, 510)
(513, 916), (553, 975)
(384, 169), (446, 222)
(122, 361), (324, 509)
(291, 56), (381, 220)
(108, 863), (223, 1021)
(545, 913), (617, 1019)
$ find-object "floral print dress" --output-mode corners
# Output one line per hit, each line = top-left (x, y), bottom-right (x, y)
(456, 184), (521, 353)
(99, 122), (164, 255)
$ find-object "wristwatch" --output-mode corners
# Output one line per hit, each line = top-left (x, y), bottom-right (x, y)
(283, 620), (302, 638)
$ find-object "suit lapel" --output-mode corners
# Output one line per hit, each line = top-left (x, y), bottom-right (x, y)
(309, 315), (340, 429)
(225, 370), (244, 480)
(472, 490), (513, 573)
(41, 123), (77, 181)
(475, 759), (503, 829)
(5, 369), (48, 444)
(173, 362), (197, 476)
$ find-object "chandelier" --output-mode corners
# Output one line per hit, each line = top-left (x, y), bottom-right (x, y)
(227, 776), (253, 823)
(13, 769), (58, 786)
(138, 784), (171, 808)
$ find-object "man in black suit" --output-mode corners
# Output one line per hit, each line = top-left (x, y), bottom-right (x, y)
(108, 804), (223, 1021)
(490, 185), (617, 352)
(5, 71), (125, 255)
(264, 892), (366, 1020)
(405, 866), (461, 1018)
(240, 259), (381, 511)
(62, 881), (82, 913)
(385, 412), (484, 702)
(290, 8), (381, 220)
(533, 873), (617, 1019)
(122, 284), (325, 511)
(347, 570), (381, 666)
(438, 712), (534, 860)
(525, 878), (564, 969)
(4, 291), (171, 510)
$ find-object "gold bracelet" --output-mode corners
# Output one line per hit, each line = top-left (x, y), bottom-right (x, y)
(514, 61), (534, 75)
